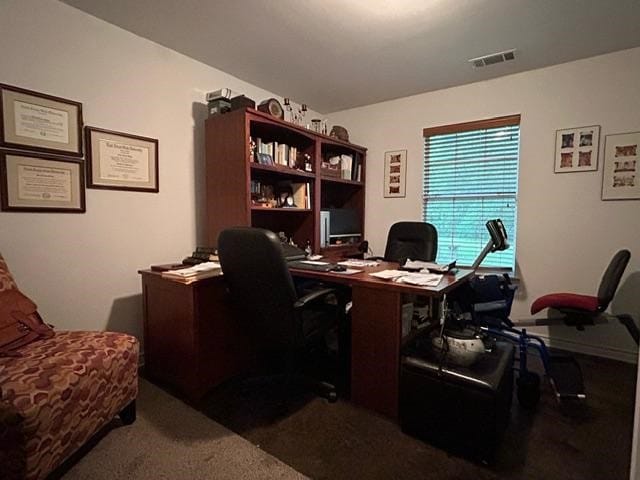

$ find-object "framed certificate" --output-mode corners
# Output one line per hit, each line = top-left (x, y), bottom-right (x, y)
(85, 126), (159, 192)
(0, 150), (85, 213)
(0, 84), (83, 157)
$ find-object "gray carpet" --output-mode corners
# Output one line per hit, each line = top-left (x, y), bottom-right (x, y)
(58, 379), (307, 480)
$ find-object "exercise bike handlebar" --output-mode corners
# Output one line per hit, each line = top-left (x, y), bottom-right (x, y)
(470, 219), (510, 270)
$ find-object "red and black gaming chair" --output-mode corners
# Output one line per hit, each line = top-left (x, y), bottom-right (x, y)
(530, 249), (637, 342)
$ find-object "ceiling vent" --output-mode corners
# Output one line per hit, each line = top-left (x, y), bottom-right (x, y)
(469, 49), (516, 68)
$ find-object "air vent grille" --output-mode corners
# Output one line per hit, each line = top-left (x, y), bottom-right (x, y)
(469, 49), (516, 68)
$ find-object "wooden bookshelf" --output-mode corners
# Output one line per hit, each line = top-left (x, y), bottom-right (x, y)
(205, 107), (366, 254)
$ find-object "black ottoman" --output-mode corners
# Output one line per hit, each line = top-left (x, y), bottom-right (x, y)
(400, 335), (514, 463)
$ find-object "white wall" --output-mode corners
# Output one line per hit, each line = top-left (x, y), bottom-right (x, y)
(0, 0), (309, 342)
(329, 48), (640, 362)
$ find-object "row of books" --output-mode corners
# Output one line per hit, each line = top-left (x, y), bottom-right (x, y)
(250, 180), (311, 209)
(326, 154), (363, 181)
(252, 137), (298, 168)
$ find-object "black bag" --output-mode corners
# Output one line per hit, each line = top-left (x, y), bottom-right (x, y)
(450, 274), (516, 328)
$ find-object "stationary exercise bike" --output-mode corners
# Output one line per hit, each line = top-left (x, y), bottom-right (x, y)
(447, 219), (636, 408)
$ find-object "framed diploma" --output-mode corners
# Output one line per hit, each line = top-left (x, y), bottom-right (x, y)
(0, 84), (83, 156)
(0, 150), (85, 213)
(85, 127), (159, 192)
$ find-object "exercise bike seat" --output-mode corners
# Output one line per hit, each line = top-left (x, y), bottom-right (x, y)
(530, 293), (599, 315)
(529, 249), (630, 330)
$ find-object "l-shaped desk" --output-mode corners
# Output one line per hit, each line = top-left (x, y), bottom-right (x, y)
(139, 262), (473, 418)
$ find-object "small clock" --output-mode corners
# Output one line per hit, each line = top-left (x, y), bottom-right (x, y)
(257, 98), (284, 119)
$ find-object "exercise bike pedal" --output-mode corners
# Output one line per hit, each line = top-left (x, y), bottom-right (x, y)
(547, 355), (586, 401)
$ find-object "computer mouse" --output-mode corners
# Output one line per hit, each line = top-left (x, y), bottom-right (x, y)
(330, 265), (347, 272)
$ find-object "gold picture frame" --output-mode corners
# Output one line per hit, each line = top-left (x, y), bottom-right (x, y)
(0, 84), (83, 157)
(85, 126), (159, 192)
(0, 150), (85, 213)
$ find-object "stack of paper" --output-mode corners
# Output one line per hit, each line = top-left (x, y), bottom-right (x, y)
(369, 269), (406, 280)
(162, 261), (222, 283)
(369, 269), (443, 287)
(395, 272), (443, 286)
(337, 259), (379, 267)
(403, 259), (456, 273)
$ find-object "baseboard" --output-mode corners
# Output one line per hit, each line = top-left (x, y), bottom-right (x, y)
(535, 333), (638, 364)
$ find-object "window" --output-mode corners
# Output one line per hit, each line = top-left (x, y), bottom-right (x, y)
(423, 115), (520, 270)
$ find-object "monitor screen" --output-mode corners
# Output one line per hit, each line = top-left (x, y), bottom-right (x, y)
(327, 208), (361, 235)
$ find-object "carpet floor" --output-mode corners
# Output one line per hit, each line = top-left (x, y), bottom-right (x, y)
(54, 379), (307, 480)
(200, 351), (636, 480)
(52, 351), (635, 480)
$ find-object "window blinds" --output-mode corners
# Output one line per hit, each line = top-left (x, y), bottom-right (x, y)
(423, 122), (520, 269)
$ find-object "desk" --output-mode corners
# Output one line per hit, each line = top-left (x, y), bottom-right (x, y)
(139, 264), (472, 417)
(289, 262), (473, 418)
(139, 270), (255, 404)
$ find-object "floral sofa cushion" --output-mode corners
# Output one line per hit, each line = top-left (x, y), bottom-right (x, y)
(0, 254), (139, 479)
(0, 330), (139, 480)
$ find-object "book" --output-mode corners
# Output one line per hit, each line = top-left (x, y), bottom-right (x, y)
(341, 154), (353, 180)
(291, 182), (307, 208)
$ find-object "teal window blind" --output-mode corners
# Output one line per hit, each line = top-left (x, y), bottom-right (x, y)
(423, 116), (520, 269)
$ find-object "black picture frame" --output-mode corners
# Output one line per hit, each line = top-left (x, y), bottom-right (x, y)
(0, 150), (86, 213)
(0, 83), (83, 157)
(85, 126), (159, 192)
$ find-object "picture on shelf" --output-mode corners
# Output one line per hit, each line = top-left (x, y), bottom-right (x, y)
(256, 152), (273, 165)
(554, 125), (600, 173)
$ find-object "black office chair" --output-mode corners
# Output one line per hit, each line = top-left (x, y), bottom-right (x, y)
(372, 221), (438, 264)
(217, 226), (340, 402)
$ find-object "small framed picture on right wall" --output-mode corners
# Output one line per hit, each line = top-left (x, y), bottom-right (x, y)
(554, 125), (600, 173)
(601, 131), (640, 200)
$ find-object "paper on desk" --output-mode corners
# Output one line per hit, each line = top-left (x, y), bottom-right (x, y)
(338, 259), (379, 267)
(404, 259), (456, 273)
(395, 272), (443, 286)
(333, 268), (362, 275)
(299, 260), (330, 265)
(164, 261), (221, 276)
(369, 269), (406, 280)
(162, 262), (222, 282)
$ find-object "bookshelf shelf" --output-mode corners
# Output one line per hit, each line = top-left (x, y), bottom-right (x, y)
(251, 206), (312, 212)
(250, 163), (315, 179)
(205, 107), (366, 253)
(321, 176), (364, 186)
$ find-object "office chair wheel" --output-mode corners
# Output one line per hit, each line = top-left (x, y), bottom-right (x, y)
(517, 371), (540, 409)
(327, 391), (338, 403)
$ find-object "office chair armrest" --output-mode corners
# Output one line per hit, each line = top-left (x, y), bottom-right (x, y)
(294, 288), (336, 309)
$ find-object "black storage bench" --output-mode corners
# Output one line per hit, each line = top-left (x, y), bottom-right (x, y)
(400, 334), (514, 463)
